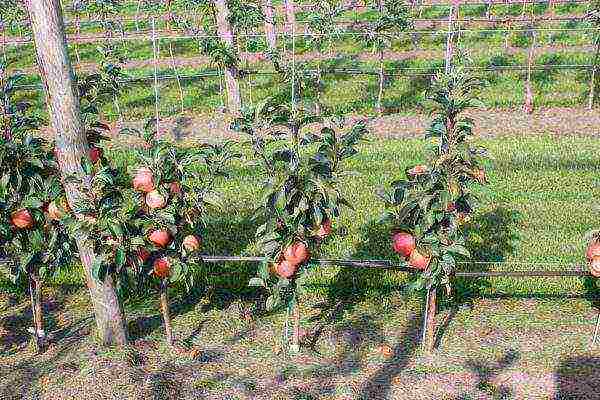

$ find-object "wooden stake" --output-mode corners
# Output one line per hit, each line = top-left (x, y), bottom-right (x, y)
(160, 279), (174, 345)
(26, 0), (129, 347)
(423, 287), (437, 353)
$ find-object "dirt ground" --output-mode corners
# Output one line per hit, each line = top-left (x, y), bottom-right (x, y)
(1, 288), (599, 400)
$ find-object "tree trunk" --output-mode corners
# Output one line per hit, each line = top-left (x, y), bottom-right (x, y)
(290, 302), (300, 353)
(445, 3), (458, 74)
(213, 0), (242, 114)
(377, 53), (384, 116)
(26, 0), (128, 347)
(424, 287), (437, 353)
(588, 37), (600, 110)
(160, 279), (174, 345)
(28, 272), (44, 353)
(283, 0), (296, 33)
(262, 0), (277, 53)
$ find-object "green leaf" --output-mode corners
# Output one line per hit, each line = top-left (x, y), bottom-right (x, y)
(114, 248), (126, 268)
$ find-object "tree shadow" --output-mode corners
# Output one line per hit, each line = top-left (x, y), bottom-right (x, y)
(128, 209), (260, 342)
(555, 357), (600, 400)
(319, 219), (407, 327)
(0, 310), (93, 399)
(0, 286), (75, 356)
(451, 349), (520, 400)
(435, 206), (522, 349)
(356, 311), (423, 400)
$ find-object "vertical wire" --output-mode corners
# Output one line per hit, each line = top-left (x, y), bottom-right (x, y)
(291, 17), (296, 114)
(168, 39), (185, 114)
(152, 17), (160, 131)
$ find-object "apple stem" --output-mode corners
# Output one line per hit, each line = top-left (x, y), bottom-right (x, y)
(159, 279), (174, 346)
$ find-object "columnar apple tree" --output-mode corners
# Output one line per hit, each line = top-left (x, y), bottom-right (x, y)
(0, 68), (76, 352)
(361, 0), (412, 115)
(128, 121), (236, 345)
(378, 67), (488, 350)
(232, 98), (366, 353)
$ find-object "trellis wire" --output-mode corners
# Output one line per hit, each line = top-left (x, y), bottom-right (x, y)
(4, 26), (599, 46)
(3, 0), (588, 29)
(151, 17), (160, 131)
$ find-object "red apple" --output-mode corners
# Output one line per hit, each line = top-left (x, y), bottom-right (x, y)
(149, 229), (172, 248)
(169, 182), (182, 196)
(590, 256), (600, 278)
(407, 164), (428, 177)
(182, 235), (201, 252)
(89, 146), (103, 163)
(133, 167), (155, 193)
(283, 242), (310, 265)
(316, 219), (332, 239)
(586, 241), (600, 261)
(153, 258), (171, 278)
(392, 232), (415, 258)
(146, 190), (167, 210)
(11, 209), (33, 229)
(409, 249), (430, 270)
(275, 260), (298, 279)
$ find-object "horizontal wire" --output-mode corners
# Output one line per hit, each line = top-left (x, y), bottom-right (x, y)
(9, 62), (593, 91)
(2, 25), (598, 46)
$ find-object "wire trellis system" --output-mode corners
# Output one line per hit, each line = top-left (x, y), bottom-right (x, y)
(1, 13), (592, 31)
(3, 26), (599, 47)
(9, 62), (596, 92)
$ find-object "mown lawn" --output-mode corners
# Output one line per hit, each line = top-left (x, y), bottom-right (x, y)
(1, 134), (599, 399)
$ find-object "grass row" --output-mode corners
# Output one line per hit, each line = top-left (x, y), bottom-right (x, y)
(8, 46), (596, 122)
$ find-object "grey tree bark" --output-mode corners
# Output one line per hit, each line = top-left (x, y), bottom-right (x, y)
(283, 0), (296, 32)
(262, 0), (277, 53)
(25, 0), (128, 346)
(213, 0), (242, 114)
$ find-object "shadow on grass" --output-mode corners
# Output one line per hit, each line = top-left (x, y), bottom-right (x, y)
(555, 357), (600, 400)
(0, 284), (82, 356)
(0, 306), (93, 399)
(435, 205), (522, 349)
(451, 349), (520, 400)
(128, 210), (260, 343)
(357, 311), (423, 400)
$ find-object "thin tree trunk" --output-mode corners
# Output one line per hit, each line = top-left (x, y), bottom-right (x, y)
(377, 0), (384, 115)
(160, 279), (174, 345)
(588, 37), (600, 110)
(213, 0), (242, 114)
(445, 3), (458, 74)
(28, 272), (44, 353)
(26, 0), (128, 346)
(316, 61), (322, 115)
(377, 52), (384, 116)
(262, 0), (277, 53)
(291, 302), (300, 353)
(424, 287), (437, 353)
(283, 0), (296, 33)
